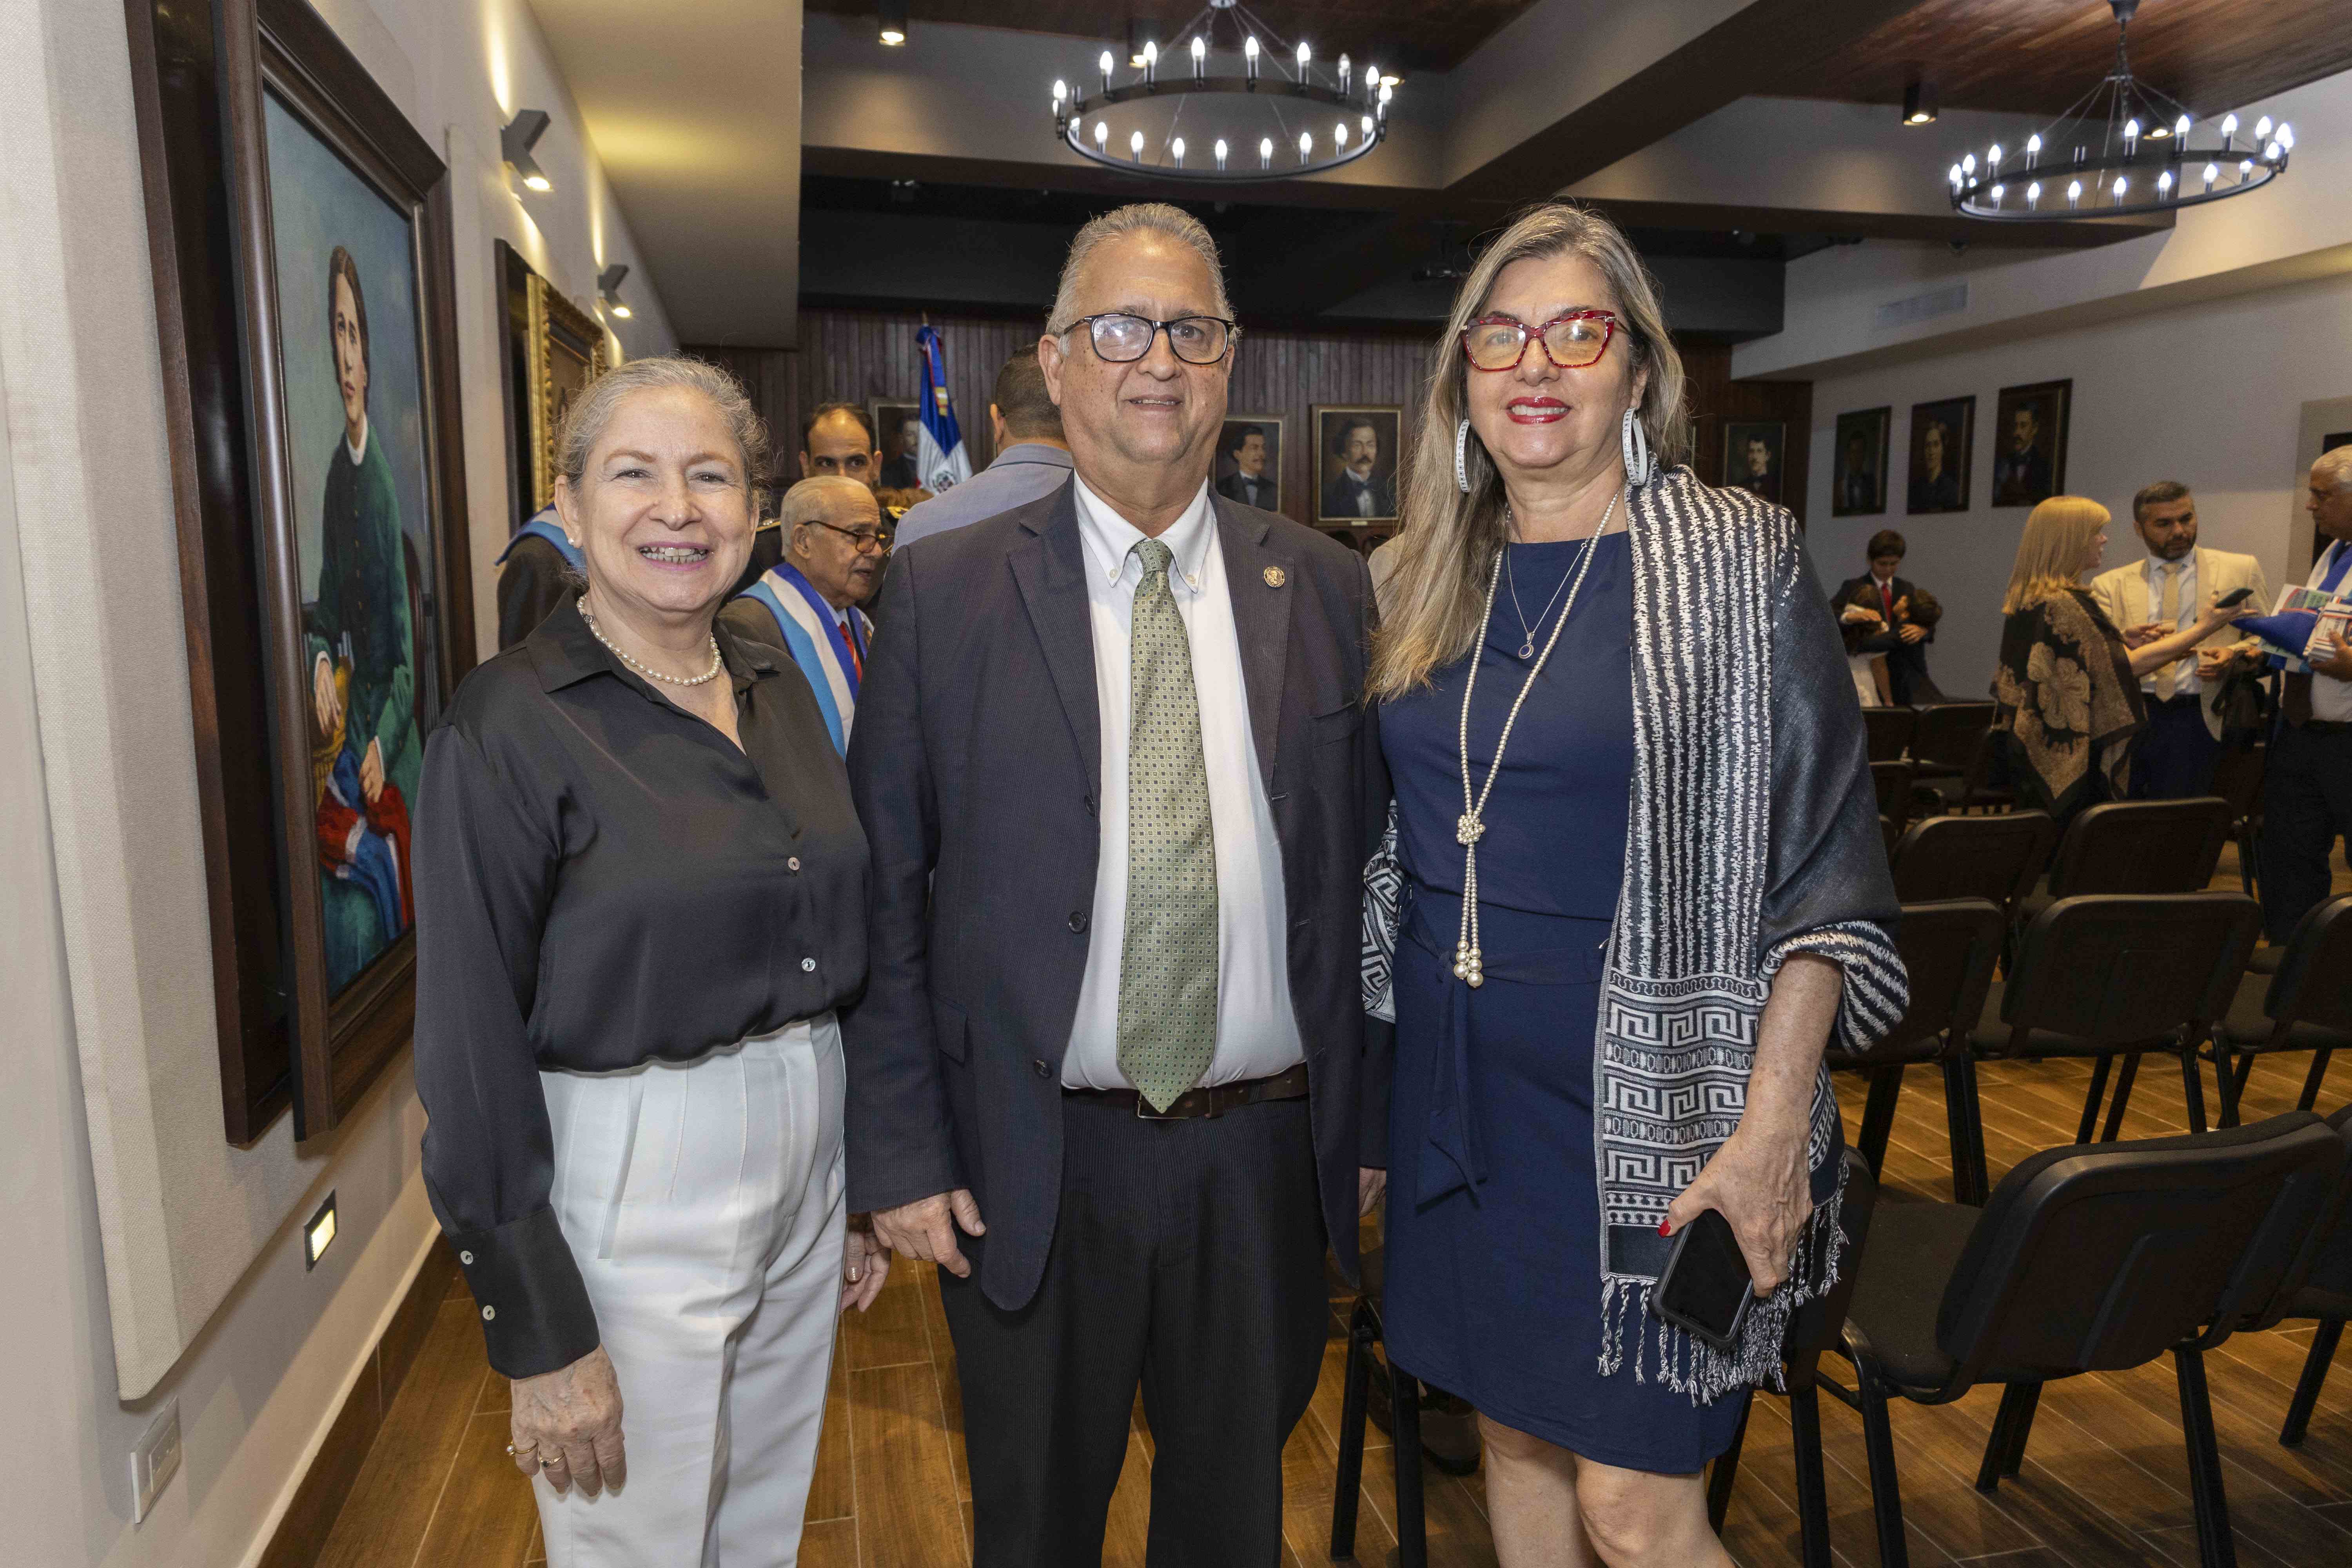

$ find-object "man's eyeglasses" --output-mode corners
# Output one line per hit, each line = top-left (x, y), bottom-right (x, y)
(808, 518), (893, 554)
(806, 452), (874, 477)
(1461, 310), (1619, 373)
(1067, 313), (1237, 366)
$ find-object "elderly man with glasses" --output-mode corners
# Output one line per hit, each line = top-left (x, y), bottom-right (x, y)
(719, 476), (886, 754)
(844, 202), (1390, 1567)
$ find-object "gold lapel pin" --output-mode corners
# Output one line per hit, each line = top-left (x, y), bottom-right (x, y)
(1263, 565), (1287, 588)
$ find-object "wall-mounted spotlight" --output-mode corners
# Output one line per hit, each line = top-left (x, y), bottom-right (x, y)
(1127, 17), (1163, 69)
(1902, 79), (1938, 126)
(878, 0), (907, 47)
(597, 263), (632, 319)
(501, 109), (553, 191)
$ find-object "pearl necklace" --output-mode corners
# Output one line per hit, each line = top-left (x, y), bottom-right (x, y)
(579, 598), (724, 687)
(1452, 489), (1620, 987)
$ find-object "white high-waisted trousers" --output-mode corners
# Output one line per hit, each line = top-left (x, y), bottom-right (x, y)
(534, 1014), (846, 1567)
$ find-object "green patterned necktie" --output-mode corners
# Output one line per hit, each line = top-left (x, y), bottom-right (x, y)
(1117, 537), (1220, 1111)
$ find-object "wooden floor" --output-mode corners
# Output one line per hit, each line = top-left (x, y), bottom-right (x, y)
(316, 862), (2352, 1567)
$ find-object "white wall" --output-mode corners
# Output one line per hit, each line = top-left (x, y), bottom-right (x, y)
(0, 1), (670, 1564)
(1800, 266), (2352, 699)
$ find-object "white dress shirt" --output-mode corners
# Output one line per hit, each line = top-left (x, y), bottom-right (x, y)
(2308, 541), (2352, 723)
(1062, 475), (1306, 1090)
(2140, 552), (2197, 696)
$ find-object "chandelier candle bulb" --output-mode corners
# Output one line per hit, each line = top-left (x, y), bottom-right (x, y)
(1990, 183), (2004, 205)
(2026, 133), (2042, 166)
(1192, 36), (1205, 79)
(2265, 140), (2282, 163)
(2256, 116), (2272, 141)
(1094, 120), (1108, 148)
(2112, 175), (2127, 203)
(1171, 136), (1185, 165)
(1296, 42), (1310, 74)
(2176, 114), (2192, 140)
(1334, 122), (1348, 148)
(2067, 179), (2082, 208)
(1245, 35), (1259, 80)
(2221, 113), (2238, 147)
(1143, 41), (1157, 83)
(2027, 180), (2042, 208)
(2279, 123), (2294, 149)
(1989, 143), (2003, 170)
(1339, 54), (1351, 92)
(1362, 114), (1374, 138)
(1214, 138), (1228, 170)
(1258, 135), (1272, 168)
(1365, 64), (1381, 103)
(2158, 170), (2173, 198)
(1131, 129), (1145, 160)
(1962, 152), (1976, 175)
(2203, 162), (2218, 189)
(1099, 50), (1113, 92)
(2123, 118), (2140, 151)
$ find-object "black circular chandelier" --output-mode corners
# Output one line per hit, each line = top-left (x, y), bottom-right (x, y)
(1947, 0), (2295, 222)
(1050, 1), (1396, 182)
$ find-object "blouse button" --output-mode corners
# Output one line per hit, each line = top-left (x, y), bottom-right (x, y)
(787, 857), (802, 873)
(481, 1305), (496, 1322)
(801, 957), (817, 973)
(458, 1250), (474, 1266)
(1067, 911), (1089, 933)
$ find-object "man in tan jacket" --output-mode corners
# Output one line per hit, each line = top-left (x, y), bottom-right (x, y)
(2090, 480), (2267, 797)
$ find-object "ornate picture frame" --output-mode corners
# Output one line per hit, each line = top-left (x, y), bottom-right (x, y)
(526, 272), (608, 512)
(1312, 404), (1403, 525)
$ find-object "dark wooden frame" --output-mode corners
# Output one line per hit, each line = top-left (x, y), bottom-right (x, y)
(124, 0), (474, 1142)
(1990, 377), (2073, 509)
(1906, 395), (1976, 517)
(1831, 406), (1892, 518)
(1216, 413), (1285, 515)
(1311, 403), (1405, 526)
(1722, 419), (1789, 508)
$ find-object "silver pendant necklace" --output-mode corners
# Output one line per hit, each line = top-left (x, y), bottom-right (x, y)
(1504, 538), (1583, 661)
(1453, 487), (1621, 987)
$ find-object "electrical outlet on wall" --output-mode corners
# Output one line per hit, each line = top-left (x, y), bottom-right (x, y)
(131, 1398), (181, 1524)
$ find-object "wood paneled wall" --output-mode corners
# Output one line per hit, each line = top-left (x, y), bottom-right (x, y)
(690, 310), (1811, 532)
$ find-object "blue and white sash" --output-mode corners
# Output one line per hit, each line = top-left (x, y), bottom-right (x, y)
(495, 507), (585, 571)
(741, 562), (870, 754)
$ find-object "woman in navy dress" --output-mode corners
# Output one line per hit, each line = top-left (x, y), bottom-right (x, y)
(1364, 206), (1904, 1565)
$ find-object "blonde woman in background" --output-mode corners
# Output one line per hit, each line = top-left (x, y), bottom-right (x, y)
(1990, 495), (2245, 828)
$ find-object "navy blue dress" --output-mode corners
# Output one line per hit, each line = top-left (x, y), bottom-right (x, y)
(1379, 532), (1748, 1473)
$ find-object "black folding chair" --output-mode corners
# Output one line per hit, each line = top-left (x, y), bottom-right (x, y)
(2210, 742), (2266, 898)
(1890, 812), (2055, 925)
(2279, 1104), (2352, 1447)
(1865, 705), (1918, 763)
(2210, 894), (2352, 1127)
(1969, 893), (2261, 1143)
(1706, 1149), (1879, 1566)
(1833, 1112), (2348, 1568)
(1909, 701), (1995, 780)
(1831, 900), (2004, 1204)
(1332, 1285), (1428, 1566)
(1872, 761), (1917, 838)
(2043, 797), (2235, 897)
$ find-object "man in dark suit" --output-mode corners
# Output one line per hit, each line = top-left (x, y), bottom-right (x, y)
(1833, 528), (1938, 704)
(846, 203), (1388, 1567)
(1991, 401), (2052, 507)
(1214, 421), (1278, 510)
(1321, 416), (1394, 519)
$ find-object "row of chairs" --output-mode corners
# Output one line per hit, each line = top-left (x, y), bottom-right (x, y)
(1707, 1106), (2352, 1568)
(1840, 890), (2352, 1207)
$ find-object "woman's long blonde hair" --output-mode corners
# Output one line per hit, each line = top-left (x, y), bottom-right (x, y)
(1367, 205), (1690, 700)
(2002, 495), (2109, 613)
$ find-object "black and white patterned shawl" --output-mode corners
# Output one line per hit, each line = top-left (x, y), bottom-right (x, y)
(1362, 466), (1907, 1401)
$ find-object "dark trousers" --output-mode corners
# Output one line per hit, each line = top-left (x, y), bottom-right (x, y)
(2259, 723), (2352, 942)
(2130, 694), (2223, 799)
(938, 1093), (1329, 1568)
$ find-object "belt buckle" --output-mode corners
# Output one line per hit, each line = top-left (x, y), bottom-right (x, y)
(1135, 1092), (1185, 1122)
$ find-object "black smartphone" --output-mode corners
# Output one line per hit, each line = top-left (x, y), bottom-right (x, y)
(1651, 1210), (1755, 1353)
(2214, 586), (2256, 608)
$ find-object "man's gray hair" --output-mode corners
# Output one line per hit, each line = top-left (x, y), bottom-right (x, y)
(1047, 203), (1233, 337)
(779, 475), (876, 528)
(2316, 445), (2352, 492)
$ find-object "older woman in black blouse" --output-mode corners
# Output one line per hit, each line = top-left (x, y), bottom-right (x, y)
(414, 357), (883, 1565)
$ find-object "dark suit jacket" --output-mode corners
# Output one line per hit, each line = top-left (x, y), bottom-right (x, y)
(1833, 573), (1935, 704)
(1321, 472), (1394, 520)
(1216, 470), (1278, 511)
(843, 479), (1391, 1311)
(494, 535), (574, 652)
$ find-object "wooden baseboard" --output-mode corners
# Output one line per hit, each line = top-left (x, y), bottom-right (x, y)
(258, 1238), (461, 1568)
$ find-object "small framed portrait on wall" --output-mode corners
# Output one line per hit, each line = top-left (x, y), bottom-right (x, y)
(1314, 405), (1402, 524)
(1990, 379), (2071, 508)
(1832, 407), (1891, 517)
(869, 400), (920, 490)
(1723, 421), (1786, 505)
(1907, 396), (1976, 515)
(1215, 415), (1283, 513)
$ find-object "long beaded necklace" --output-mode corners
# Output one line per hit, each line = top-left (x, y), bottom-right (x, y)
(579, 597), (724, 687)
(1453, 488), (1621, 987)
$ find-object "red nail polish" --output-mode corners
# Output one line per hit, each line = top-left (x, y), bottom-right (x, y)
(1659, 1220), (1672, 1235)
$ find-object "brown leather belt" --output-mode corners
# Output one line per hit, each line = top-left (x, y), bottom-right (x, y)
(1065, 1062), (1311, 1120)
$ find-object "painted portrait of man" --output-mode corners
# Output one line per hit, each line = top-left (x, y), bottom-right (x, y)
(1316, 408), (1400, 522)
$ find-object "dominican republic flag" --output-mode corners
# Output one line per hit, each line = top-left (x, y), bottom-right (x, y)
(915, 324), (971, 493)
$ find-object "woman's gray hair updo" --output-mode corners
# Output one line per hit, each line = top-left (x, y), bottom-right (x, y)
(555, 355), (771, 495)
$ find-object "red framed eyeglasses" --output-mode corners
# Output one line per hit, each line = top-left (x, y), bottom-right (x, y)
(1461, 310), (1619, 372)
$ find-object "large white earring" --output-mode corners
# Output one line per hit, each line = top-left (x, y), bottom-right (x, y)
(1455, 416), (1474, 494)
(1621, 408), (1652, 487)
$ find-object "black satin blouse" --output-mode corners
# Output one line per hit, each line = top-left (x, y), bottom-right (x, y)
(413, 596), (868, 1377)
